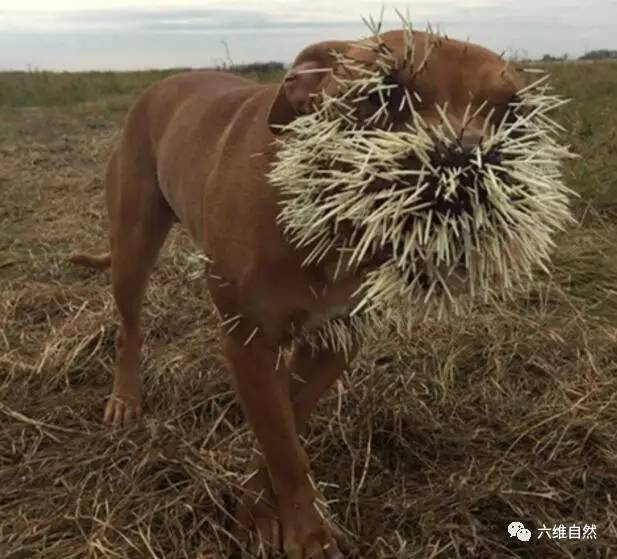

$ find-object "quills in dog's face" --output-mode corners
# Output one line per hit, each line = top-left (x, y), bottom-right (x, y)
(268, 13), (576, 352)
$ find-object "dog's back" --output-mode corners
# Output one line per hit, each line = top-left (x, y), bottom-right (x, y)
(128, 71), (279, 253)
(131, 70), (262, 149)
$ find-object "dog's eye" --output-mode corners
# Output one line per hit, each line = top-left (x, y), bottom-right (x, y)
(384, 75), (405, 110)
(368, 75), (406, 110)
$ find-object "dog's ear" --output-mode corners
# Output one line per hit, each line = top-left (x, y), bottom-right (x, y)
(267, 41), (348, 133)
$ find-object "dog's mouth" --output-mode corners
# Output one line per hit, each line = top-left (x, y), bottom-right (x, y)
(332, 139), (516, 279)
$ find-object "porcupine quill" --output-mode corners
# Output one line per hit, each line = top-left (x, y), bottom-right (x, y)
(267, 11), (576, 354)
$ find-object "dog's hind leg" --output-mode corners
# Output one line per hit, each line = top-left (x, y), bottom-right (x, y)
(103, 147), (174, 425)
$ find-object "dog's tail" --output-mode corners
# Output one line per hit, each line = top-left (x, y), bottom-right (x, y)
(68, 252), (112, 271)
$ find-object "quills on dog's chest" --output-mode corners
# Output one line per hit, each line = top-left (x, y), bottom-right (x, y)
(303, 305), (352, 332)
(288, 278), (386, 356)
(290, 279), (359, 352)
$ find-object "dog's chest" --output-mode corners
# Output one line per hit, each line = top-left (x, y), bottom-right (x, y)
(298, 264), (361, 333)
(303, 304), (352, 332)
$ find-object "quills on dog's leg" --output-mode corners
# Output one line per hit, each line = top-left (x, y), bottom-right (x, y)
(275, 345), (285, 371)
(221, 313), (243, 334)
(291, 371), (307, 384)
(243, 327), (260, 347)
(242, 469), (260, 485)
(253, 488), (266, 505)
(227, 320), (242, 335)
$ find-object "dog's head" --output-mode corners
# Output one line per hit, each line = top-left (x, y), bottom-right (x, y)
(268, 27), (575, 318)
(269, 30), (523, 139)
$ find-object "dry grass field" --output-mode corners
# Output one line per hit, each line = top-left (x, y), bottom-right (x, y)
(1, 61), (617, 558)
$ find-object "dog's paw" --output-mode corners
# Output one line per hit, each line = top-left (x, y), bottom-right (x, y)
(234, 497), (349, 558)
(233, 512), (282, 558)
(232, 468), (350, 558)
(103, 393), (142, 425)
(232, 468), (283, 557)
(279, 498), (349, 559)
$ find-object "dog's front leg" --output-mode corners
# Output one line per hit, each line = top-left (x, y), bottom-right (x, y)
(235, 343), (354, 555)
(288, 343), (358, 430)
(223, 333), (344, 559)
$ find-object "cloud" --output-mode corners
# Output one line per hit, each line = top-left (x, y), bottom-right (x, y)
(0, 1), (615, 70)
(2, 1), (615, 34)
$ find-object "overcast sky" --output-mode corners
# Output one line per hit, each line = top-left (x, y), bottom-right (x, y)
(0, 0), (615, 71)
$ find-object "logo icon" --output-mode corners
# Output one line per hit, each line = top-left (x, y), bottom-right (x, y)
(508, 521), (531, 542)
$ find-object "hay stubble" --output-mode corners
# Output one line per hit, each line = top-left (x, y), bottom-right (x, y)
(1, 49), (617, 559)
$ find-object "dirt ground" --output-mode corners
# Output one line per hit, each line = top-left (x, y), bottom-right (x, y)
(1, 64), (617, 558)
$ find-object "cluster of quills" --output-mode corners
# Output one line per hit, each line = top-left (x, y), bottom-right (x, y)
(263, 12), (576, 353)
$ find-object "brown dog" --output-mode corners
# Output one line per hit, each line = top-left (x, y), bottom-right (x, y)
(70, 29), (524, 558)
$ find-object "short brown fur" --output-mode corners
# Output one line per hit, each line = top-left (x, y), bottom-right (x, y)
(70, 30), (523, 557)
